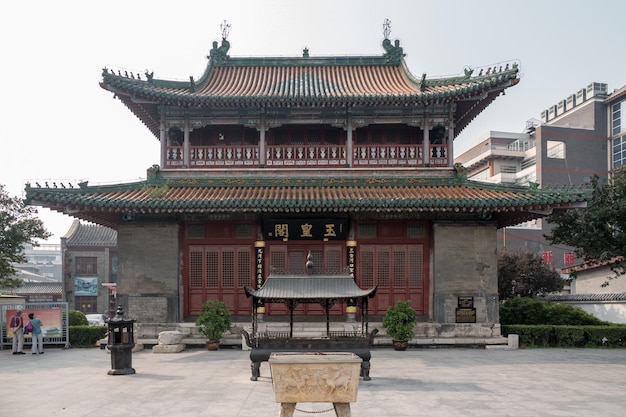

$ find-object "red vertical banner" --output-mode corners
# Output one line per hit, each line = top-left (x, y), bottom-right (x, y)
(564, 252), (575, 265)
(542, 250), (553, 265)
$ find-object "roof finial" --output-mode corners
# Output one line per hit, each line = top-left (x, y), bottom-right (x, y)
(383, 18), (391, 40)
(221, 20), (230, 40)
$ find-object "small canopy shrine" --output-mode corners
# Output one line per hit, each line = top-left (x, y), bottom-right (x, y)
(244, 253), (377, 338)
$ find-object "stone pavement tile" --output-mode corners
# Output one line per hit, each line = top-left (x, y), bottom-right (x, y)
(2, 347), (626, 417)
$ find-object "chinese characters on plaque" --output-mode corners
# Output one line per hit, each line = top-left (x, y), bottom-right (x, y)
(455, 296), (476, 323)
(263, 219), (348, 241)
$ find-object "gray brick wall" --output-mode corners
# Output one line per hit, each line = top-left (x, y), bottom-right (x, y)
(117, 223), (180, 323)
(432, 221), (499, 324)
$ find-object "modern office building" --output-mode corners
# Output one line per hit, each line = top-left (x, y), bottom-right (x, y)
(455, 82), (623, 271)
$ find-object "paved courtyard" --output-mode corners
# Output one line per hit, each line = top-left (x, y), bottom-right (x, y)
(2, 346), (625, 417)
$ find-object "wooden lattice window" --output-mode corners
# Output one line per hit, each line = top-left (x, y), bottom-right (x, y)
(234, 223), (254, 238)
(189, 250), (203, 288)
(325, 246), (343, 272)
(357, 223), (377, 238)
(187, 224), (205, 239)
(409, 247), (423, 287)
(360, 250), (374, 287)
(237, 251), (251, 288)
(359, 244), (423, 289)
(393, 250), (406, 287)
(75, 257), (97, 275)
(377, 248), (390, 287)
(407, 222), (425, 238)
(270, 245), (343, 274)
(206, 250), (219, 288)
(222, 251), (235, 288)
(189, 246), (252, 289)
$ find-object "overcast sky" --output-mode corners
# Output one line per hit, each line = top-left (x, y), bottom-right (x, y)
(2, 0), (625, 243)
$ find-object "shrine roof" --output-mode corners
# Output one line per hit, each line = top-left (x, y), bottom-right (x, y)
(100, 38), (520, 137)
(25, 171), (590, 230)
(244, 272), (377, 302)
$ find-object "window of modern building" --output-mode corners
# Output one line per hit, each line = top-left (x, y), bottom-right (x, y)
(500, 165), (518, 173)
(612, 101), (625, 169)
(612, 102), (621, 136)
(516, 172), (537, 186)
(469, 169), (490, 181)
(614, 136), (626, 169)
(547, 140), (565, 159)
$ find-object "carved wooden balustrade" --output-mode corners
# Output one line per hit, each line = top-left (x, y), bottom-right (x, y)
(266, 145), (347, 167)
(164, 143), (449, 168)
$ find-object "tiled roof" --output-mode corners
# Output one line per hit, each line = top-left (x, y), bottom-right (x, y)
(25, 174), (590, 230)
(543, 293), (626, 302)
(244, 273), (377, 302)
(103, 63), (518, 104)
(2, 282), (64, 295)
(100, 39), (520, 138)
(64, 220), (117, 247)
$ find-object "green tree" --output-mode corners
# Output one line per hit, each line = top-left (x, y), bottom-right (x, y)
(0, 184), (50, 288)
(498, 251), (564, 300)
(546, 171), (626, 285)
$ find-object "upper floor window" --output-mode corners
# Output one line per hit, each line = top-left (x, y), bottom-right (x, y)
(547, 140), (565, 159)
(612, 101), (622, 136)
(469, 169), (490, 182)
(613, 135), (626, 170)
(75, 256), (97, 275)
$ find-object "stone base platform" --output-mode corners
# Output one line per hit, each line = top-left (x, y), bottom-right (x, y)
(135, 321), (510, 349)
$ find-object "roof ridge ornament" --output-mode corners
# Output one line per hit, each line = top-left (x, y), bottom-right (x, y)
(381, 19), (405, 64)
(383, 18), (391, 40)
(220, 20), (230, 41)
(208, 20), (231, 66)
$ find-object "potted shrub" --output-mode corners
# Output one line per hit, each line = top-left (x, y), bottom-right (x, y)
(195, 300), (232, 350)
(382, 300), (416, 351)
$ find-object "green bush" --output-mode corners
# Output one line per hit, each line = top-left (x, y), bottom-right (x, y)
(502, 324), (626, 348)
(382, 300), (417, 341)
(69, 325), (108, 347)
(195, 300), (232, 342)
(68, 310), (89, 326)
(500, 297), (607, 326)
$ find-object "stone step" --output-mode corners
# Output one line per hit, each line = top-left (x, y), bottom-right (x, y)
(135, 321), (511, 349)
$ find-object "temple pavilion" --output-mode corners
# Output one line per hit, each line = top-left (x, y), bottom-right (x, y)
(25, 31), (590, 340)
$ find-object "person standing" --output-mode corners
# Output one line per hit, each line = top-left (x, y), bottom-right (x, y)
(28, 312), (44, 354)
(10, 309), (26, 354)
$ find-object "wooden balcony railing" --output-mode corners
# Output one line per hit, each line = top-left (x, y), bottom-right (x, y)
(266, 145), (347, 167)
(165, 146), (261, 167)
(353, 144), (423, 166)
(164, 144), (449, 168)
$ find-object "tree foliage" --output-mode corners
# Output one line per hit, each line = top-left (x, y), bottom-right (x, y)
(546, 171), (626, 284)
(498, 251), (564, 300)
(0, 184), (50, 288)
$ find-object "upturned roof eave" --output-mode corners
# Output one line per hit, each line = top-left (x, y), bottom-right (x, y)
(24, 176), (592, 232)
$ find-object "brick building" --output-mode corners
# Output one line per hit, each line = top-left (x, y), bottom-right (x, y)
(61, 220), (117, 315)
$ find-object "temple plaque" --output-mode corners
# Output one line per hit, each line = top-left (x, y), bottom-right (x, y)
(456, 296), (476, 323)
